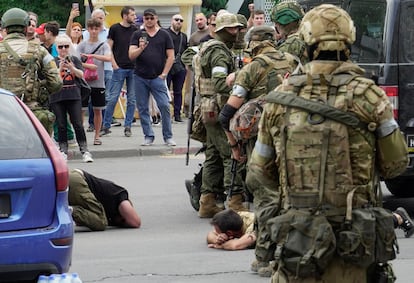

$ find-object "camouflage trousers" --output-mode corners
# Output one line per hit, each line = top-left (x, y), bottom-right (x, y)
(271, 257), (368, 283)
(68, 170), (108, 231)
(33, 108), (56, 136)
(201, 122), (245, 196)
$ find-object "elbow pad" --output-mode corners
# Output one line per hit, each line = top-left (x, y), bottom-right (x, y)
(219, 104), (238, 131)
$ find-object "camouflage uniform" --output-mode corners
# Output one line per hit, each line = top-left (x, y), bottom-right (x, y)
(196, 12), (247, 218)
(271, 0), (308, 64)
(247, 4), (408, 282)
(220, 26), (298, 265)
(0, 8), (62, 134)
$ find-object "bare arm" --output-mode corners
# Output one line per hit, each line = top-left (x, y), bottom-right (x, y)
(65, 8), (79, 37)
(118, 200), (141, 228)
(208, 233), (256, 250)
(160, 48), (175, 77)
(107, 38), (119, 70)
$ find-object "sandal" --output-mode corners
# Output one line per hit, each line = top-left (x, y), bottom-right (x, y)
(93, 138), (102, 145)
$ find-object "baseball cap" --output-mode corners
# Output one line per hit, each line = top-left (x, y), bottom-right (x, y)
(35, 23), (46, 35)
(143, 8), (157, 16)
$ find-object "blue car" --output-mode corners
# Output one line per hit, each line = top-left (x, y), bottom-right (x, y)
(0, 89), (73, 282)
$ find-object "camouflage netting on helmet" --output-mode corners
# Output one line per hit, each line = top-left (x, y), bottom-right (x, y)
(299, 4), (356, 53)
(230, 99), (265, 141)
(271, 0), (304, 25)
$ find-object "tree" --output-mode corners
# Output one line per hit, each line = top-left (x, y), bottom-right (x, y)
(201, 0), (228, 16)
(0, 0), (85, 29)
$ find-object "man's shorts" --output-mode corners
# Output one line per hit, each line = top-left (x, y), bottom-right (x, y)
(82, 87), (106, 109)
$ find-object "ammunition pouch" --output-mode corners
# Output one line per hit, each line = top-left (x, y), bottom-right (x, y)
(336, 207), (397, 268)
(200, 96), (219, 125)
(268, 209), (336, 278)
(190, 102), (207, 143)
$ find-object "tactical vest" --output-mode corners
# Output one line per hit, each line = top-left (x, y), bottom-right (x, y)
(0, 40), (42, 105)
(193, 39), (233, 97)
(249, 52), (293, 99)
(266, 73), (378, 210)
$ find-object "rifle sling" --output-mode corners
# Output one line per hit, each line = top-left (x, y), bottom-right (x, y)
(265, 91), (368, 131)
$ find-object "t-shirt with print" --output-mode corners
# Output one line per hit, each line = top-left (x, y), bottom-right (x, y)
(49, 55), (82, 104)
(130, 28), (174, 79)
(77, 40), (111, 88)
(108, 23), (137, 69)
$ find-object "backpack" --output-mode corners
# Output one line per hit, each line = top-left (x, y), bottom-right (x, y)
(0, 40), (42, 104)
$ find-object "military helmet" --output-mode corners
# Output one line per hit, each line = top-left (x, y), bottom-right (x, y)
(271, 0), (304, 25)
(299, 4), (355, 52)
(215, 12), (243, 33)
(230, 100), (265, 141)
(1, 8), (30, 28)
(247, 26), (276, 42)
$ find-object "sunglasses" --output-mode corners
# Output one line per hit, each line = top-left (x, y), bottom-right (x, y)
(57, 45), (70, 49)
(144, 16), (154, 20)
(174, 18), (184, 23)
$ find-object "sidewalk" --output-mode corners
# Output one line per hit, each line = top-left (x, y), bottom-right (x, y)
(67, 119), (203, 160)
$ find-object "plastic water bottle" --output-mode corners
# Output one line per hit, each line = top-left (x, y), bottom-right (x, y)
(71, 273), (83, 283)
(48, 274), (60, 283)
(37, 275), (49, 283)
(60, 273), (72, 283)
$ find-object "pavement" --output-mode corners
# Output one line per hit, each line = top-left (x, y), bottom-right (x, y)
(67, 118), (203, 160)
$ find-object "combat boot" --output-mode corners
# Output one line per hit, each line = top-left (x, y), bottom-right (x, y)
(198, 193), (223, 218)
(227, 193), (248, 212)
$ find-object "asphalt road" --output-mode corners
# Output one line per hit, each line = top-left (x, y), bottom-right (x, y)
(67, 155), (414, 283)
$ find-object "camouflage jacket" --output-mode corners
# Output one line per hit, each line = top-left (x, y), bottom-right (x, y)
(232, 42), (297, 100)
(277, 32), (308, 64)
(247, 60), (407, 209)
(0, 33), (62, 109)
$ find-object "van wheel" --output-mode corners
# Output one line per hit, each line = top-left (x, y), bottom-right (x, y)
(385, 176), (414, 197)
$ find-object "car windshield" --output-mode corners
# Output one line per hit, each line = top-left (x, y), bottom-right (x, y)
(0, 94), (47, 159)
(349, 0), (386, 63)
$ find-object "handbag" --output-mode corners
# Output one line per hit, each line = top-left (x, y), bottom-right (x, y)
(75, 77), (91, 104)
(169, 34), (185, 75)
(84, 56), (99, 81)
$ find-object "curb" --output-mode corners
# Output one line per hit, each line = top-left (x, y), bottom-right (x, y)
(68, 146), (202, 160)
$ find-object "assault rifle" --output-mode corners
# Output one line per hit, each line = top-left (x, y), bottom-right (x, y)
(228, 140), (245, 199)
(186, 86), (197, 166)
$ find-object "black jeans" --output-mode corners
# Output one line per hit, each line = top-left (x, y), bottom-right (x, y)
(51, 99), (88, 154)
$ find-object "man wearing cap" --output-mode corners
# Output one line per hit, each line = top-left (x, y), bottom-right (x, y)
(219, 25), (297, 277)
(193, 11), (247, 218)
(129, 8), (176, 147)
(271, 0), (308, 63)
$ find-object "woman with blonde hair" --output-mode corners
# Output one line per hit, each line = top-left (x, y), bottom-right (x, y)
(50, 34), (93, 162)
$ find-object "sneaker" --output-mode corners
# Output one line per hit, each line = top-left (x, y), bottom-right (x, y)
(124, 127), (132, 137)
(86, 125), (94, 132)
(165, 138), (176, 146)
(82, 151), (94, 163)
(111, 118), (121, 127)
(100, 128), (111, 136)
(141, 137), (154, 146)
(251, 260), (269, 272)
(395, 207), (414, 238)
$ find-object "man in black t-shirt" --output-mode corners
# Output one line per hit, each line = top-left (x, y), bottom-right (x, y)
(68, 169), (141, 231)
(102, 6), (138, 138)
(129, 8), (176, 146)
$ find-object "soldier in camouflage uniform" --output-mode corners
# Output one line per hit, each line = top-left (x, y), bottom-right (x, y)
(247, 4), (408, 282)
(195, 12), (247, 218)
(0, 8), (62, 134)
(271, 0), (308, 64)
(219, 25), (297, 277)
